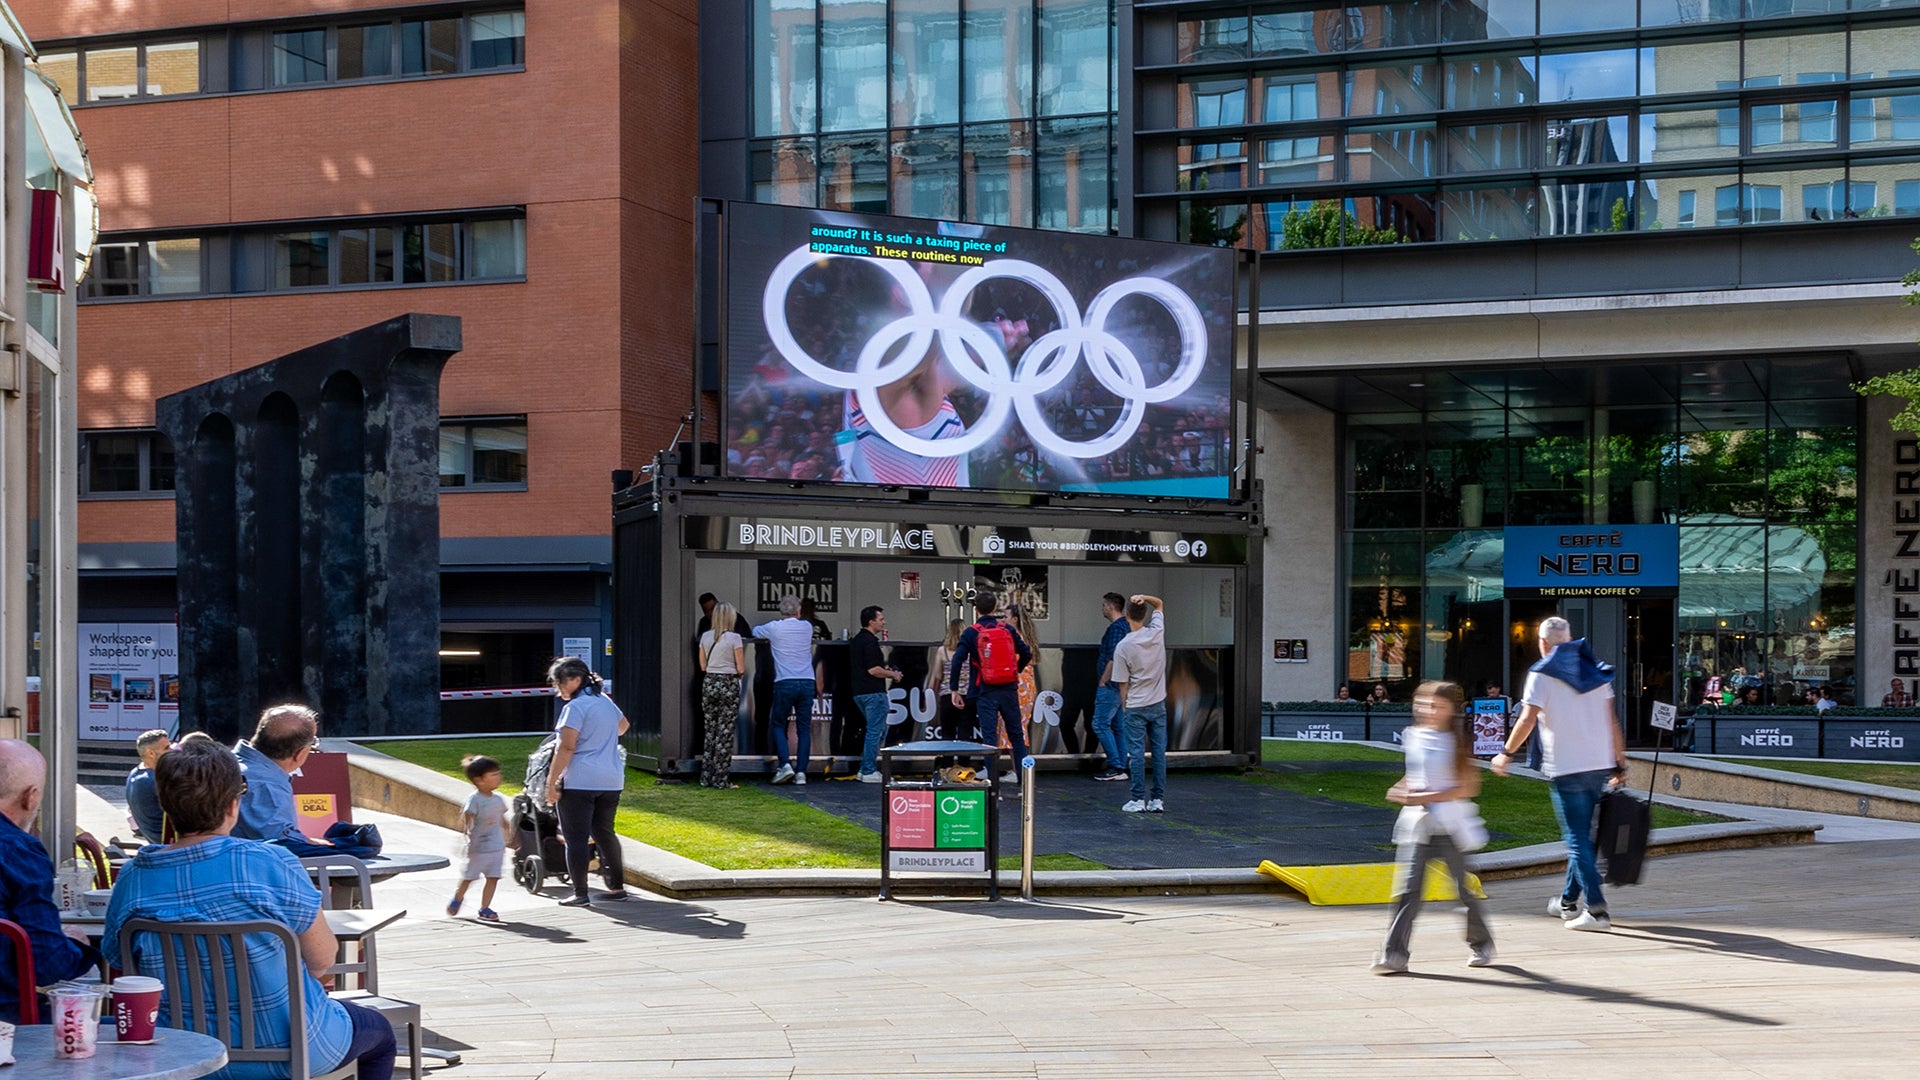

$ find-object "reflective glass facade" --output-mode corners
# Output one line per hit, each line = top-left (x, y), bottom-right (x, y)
(1334, 358), (1857, 724)
(750, 0), (1118, 231)
(1137, 0), (1920, 247)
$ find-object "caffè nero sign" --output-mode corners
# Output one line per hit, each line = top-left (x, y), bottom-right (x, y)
(1502, 525), (1680, 598)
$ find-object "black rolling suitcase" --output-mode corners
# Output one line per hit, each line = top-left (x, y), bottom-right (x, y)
(1595, 789), (1651, 886)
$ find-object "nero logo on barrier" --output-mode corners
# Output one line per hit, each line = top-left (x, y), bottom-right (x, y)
(1294, 724), (1344, 741)
(1741, 728), (1795, 747)
(1852, 730), (1906, 749)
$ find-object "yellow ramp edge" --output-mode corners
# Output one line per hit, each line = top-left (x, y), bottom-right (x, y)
(1257, 861), (1486, 906)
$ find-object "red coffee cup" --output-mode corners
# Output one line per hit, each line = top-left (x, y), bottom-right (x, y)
(111, 976), (163, 1043)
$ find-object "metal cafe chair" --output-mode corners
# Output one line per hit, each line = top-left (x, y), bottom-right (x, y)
(0, 918), (37, 1023)
(298, 855), (424, 1080)
(117, 917), (359, 1080)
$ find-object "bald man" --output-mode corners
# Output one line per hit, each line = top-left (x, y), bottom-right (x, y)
(0, 739), (101, 1023)
(234, 705), (330, 846)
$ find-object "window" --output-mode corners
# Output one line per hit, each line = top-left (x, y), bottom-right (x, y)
(1678, 190), (1696, 228)
(44, 42), (208, 103)
(338, 23), (396, 80)
(1900, 180), (1920, 216)
(273, 29), (328, 85)
(80, 239), (203, 298)
(81, 431), (176, 498)
(274, 231), (330, 288)
(467, 11), (525, 70)
(85, 215), (522, 301)
(439, 418), (527, 489)
(1717, 182), (1782, 225)
(403, 17), (461, 76)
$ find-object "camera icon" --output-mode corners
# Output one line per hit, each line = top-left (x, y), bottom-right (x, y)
(982, 534), (1006, 555)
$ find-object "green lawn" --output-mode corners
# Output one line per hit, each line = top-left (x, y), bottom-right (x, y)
(1718, 757), (1920, 793)
(372, 736), (1102, 872)
(1257, 737), (1728, 850)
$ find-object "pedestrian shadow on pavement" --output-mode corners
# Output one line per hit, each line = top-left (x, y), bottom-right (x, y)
(590, 900), (748, 939)
(1409, 967), (1781, 1027)
(470, 921), (588, 945)
(913, 899), (1130, 922)
(1621, 924), (1920, 976)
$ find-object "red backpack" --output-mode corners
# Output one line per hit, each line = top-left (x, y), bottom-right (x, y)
(974, 620), (1019, 686)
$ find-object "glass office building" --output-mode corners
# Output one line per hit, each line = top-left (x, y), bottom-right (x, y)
(729, 0), (1120, 232)
(1132, 1), (1920, 248)
(1134, 3), (1920, 734)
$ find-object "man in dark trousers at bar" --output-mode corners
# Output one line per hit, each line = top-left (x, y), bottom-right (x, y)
(949, 592), (1035, 784)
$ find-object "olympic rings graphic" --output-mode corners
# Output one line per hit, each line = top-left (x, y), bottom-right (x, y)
(761, 245), (1210, 460)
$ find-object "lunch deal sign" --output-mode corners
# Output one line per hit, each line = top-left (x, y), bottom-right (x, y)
(80, 623), (180, 740)
(887, 789), (988, 872)
(1502, 525), (1679, 598)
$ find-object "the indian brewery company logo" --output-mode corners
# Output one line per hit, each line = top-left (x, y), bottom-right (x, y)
(1851, 730), (1906, 749)
(1740, 727), (1794, 747)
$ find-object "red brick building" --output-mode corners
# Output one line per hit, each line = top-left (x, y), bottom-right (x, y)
(15, 0), (697, 729)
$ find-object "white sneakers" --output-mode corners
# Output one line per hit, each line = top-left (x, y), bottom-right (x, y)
(1467, 944), (1497, 967)
(857, 771), (883, 784)
(1146, 799), (1165, 813)
(771, 765), (794, 784)
(1121, 799), (1147, 813)
(1551, 894), (1612, 931)
(1566, 910), (1611, 932)
(793, 773), (806, 786)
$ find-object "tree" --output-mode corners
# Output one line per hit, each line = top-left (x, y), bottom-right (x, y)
(1279, 200), (1404, 250)
(1851, 237), (1920, 432)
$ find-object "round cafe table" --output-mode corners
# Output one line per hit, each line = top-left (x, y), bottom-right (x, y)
(8, 1023), (227, 1080)
(359, 851), (451, 882)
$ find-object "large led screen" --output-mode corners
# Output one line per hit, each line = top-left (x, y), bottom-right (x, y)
(724, 203), (1236, 498)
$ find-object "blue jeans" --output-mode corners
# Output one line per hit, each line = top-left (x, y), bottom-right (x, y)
(769, 678), (815, 774)
(856, 691), (889, 774)
(1092, 685), (1129, 770)
(335, 998), (397, 1080)
(974, 685), (1029, 768)
(1548, 768), (1612, 913)
(1123, 702), (1168, 802)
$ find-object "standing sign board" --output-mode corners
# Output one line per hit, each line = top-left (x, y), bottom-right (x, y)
(1650, 701), (1678, 732)
(79, 623), (180, 740)
(1470, 698), (1510, 756)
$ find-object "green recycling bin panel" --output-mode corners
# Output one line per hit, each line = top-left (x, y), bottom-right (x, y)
(935, 790), (986, 848)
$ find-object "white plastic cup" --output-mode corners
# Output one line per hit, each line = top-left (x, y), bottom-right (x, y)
(48, 985), (104, 1059)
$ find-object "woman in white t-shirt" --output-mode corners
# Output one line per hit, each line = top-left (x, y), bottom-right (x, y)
(697, 601), (747, 788)
(1373, 679), (1494, 975)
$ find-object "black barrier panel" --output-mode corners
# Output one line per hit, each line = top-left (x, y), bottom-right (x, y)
(1817, 721), (1920, 762)
(1701, 717), (1822, 756)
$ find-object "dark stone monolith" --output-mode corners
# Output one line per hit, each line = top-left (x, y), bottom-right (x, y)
(156, 314), (460, 742)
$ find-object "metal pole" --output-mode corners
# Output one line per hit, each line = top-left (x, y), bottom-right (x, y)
(38, 167), (79, 855)
(0, 46), (28, 744)
(1019, 758), (1035, 901)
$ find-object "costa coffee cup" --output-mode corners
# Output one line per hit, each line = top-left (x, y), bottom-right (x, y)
(110, 976), (163, 1043)
(48, 984), (104, 1059)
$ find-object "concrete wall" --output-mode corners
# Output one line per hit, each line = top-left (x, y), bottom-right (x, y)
(1258, 393), (1339, 702)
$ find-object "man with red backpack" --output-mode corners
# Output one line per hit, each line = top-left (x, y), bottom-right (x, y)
(948, 592), (1035, 783)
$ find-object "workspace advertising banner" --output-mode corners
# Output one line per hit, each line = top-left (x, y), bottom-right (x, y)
(79, 623), (179, 740)
(724, 201), (1235, 498)
(1502, 525), (1680, 597)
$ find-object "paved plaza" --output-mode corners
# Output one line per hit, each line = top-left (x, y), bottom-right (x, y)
(281, 809), (1920, 1078)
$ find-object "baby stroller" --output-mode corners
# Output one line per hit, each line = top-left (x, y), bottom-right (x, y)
(511, 734), (596, 893)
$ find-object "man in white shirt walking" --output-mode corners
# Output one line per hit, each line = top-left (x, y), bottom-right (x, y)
(754, 593), (822, 785)
(1112, 594), (1168, 814)
(1492, 616), (1629, 932)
